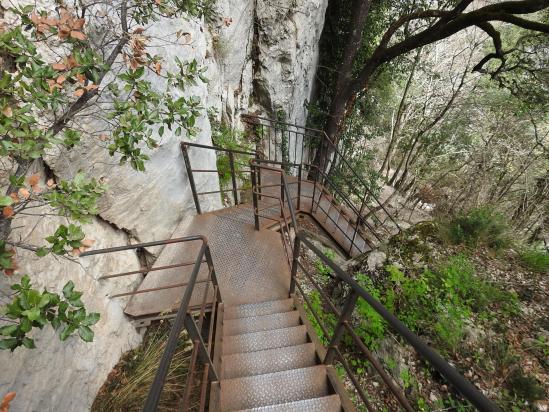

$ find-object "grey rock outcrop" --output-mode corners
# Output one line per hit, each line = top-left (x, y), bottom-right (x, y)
(0, 0), (328, 410)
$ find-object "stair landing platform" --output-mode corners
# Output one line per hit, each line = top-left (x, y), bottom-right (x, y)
(124, 204), (291, 318)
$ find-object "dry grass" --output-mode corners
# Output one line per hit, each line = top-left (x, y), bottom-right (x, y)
(92, 322), (202, 412)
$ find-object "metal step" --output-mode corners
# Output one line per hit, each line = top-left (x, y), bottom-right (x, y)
(224, 298), (294, 320)
(223, 311), (300, 336)
(219, 365), (329, 411)
(234, 395), (342, 411)
(223, 325), (308, 355)
(221, 343), (317, 379)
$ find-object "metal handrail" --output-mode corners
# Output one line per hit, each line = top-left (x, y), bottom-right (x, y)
(248, 161), (500, 411)
(241, 114), (401, 232)
(80, 236), (220, 411)
(292, 232), (501, 412)
(182, 141), (256, 156)
(251, 158), (377, 254)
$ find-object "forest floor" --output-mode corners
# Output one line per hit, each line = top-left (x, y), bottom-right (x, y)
(297, 216), (548, 411)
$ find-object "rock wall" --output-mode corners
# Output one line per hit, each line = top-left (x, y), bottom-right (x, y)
(0, 0), (327, 410)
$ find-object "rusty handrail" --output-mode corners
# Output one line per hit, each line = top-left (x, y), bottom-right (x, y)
(242, 114), (402, 234)
(246, 160), (499, 411)
(291, 232), (501, 412)
(80, 236), (220, 411)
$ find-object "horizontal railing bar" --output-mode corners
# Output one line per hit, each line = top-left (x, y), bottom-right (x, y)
(191, 169), (221, 173)
(242, 114), (326, 135)
(252, 191), (280, 199)
(257, 183), (283, 189)
(256, 213), (282, 222)
(99, 260), (206, 279)
(197, 189), (233, 195)
(110, 279), (210, 299)
(80, 235), (206, 257)
(183, 141), (256, 156)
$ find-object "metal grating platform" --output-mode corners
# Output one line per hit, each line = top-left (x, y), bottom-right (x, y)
(124, 206), (291, 318)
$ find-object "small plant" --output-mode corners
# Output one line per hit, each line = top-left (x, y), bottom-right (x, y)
(354, 273), (387, 347)
(438, 207), (510, 250)
(519, 247), (549, 273)
(314, 249), (336, 277)
(303, 290), (336, 345)
(1, 276), (99, 350)
(209, 116), (253, 190)
(508, 369), (546, 403)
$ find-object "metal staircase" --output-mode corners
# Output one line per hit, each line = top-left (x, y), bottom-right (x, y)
(212, 297), (348, 411)
(81, 115), (501, 411)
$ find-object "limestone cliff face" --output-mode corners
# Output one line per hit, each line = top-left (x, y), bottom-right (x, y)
(0, 1), (327, 410)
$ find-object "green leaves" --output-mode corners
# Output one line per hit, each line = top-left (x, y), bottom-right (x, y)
(0, 195), (13, 207)
(0, 276), (100, 351)
(44, 224), (85, 255)
(107, 58), (205, 171)
(44, 172), (106, 224)
(0, 241), (15, 274)
(78, 325), (94, 342)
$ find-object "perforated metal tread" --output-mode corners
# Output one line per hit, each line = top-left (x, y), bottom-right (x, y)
(234, 395), (342, 412)
(222, 343), (317, 379)
(223, 311), (300, 336)
(219, 365), (329, 411)
(222, 325), (308, 355)
(224, 298), (295, 320)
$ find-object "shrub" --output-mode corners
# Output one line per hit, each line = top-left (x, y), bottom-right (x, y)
(439, 207), (510, 250)
(354, 273), (388, 347)
(519, 248), (549, 273)
(209, 116), (253, 188)
(303, 290), (337, 345)
(508, 369), (546, 403)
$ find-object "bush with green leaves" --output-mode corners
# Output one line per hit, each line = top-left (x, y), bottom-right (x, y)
(0, 1), (213, 350)
(209, 115), (254, 189)
(314, 249), (336, 277)
(1, 276), (99, 351)
(519, 247), (549, 273)
(438, 207), (511, 250)
(302, 289), (336, 346)
(351, 256), (518, 354)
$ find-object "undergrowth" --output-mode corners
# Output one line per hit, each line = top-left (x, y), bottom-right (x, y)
(438, 207), (511, 250)
(92, 323), (197, 412)
(209, 113), (254, 190)
(519, 247), (549, 273)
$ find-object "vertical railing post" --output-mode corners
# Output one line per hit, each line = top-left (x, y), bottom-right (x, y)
(280, 171), (285, 217)
(250, 165), (260, 231)
(289, 235), (301, 295)
(184, 314), (219, 381)
(181, 143), (202, 215)
(205, 246), (222, 303)
(228, 151), (239, 205)
(324, 291), (358, 364)
(255, 151), (262, 200)
(350, 191), (369, 254)
(297, 164), (302, 211)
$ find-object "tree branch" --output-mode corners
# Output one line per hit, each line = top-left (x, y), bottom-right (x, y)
(49, 1), (129, 136)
